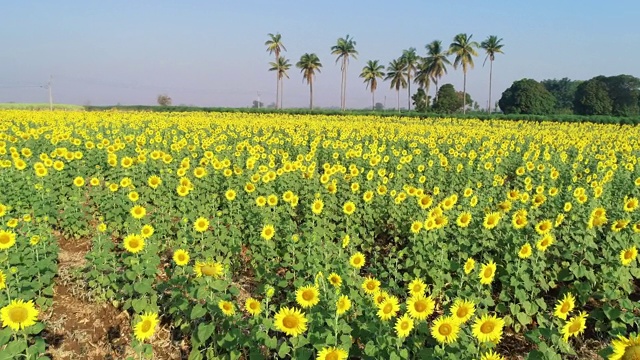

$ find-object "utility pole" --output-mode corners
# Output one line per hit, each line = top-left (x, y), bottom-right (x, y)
(257, 91), (261, 109)
(47, 75), (53, 110)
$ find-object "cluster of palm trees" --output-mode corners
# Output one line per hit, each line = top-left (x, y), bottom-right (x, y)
(265, 33), (504, 113)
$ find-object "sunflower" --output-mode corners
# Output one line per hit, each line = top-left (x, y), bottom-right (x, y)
(410, 220), (423, 234)
(479, 261), (497, 285)
(128, 191), (139, 202)
(343, 201), (356, 215)
(0, 230), (16, 250)
(194, 217), (209, 232)
(395, 313), (414, 338)
(311, 199), (324, 215)
(363, 190), (374, 203)
(560, 311), (588, 342)
(554, 293), (575, 320)
(472, 314), (505, 343)
(255, 196), (267, 207)
(173, 249), (190, 266)
(261, 224), (275, 241)
(518, 243), (533, 259)
(194, 261), (224, 278)
(407, 278), (427, 297)
(328, 273), (342, 288)
(295, 285), (320, 309)
(535, 219), (553, 235)
(483, 212), (501, 230)
(73, 176), (85, 187)
(224, 189), (236, 201)
(609, 333), (640, 360)
(431, 316), (460, 344)
(456, 212), (472, 228)
(480, 350), (505, 360)
(123, 234), (145, 254)
(274, 307), (308, 337)
(245, 298), (262, 316)
(418, 195), (433, 209)
(336, 295), (351, 315)
(349, 252), (365, 269)
(362, 277), (381, 295)
(267, 194), (278, 206)
(0, 270), (5, 290)
(148, 175), (162, 189)
(377, 296), (400, 321)
(451, 299), (475, 324)
(130, 205), (147, 219)
(218, 300), (235, 316)
(140, 224), (154, 238)
(624, 197), (639, 212)
(536, 234), (554, 252)
(464, 258), (475, 274)
(406, 294), (435, 321)
(134, 312), (158, 341)
(316, 347), (348, 360)
(372, 290), (390, 307)
(0, 299), (39, 331)
(620, 246), (638, 266)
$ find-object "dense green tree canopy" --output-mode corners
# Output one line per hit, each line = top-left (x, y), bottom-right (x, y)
(541, 78), (581, 113)
(573, 78), (613, 115)
(433, 84), (462, 113)
(498, 78), (555, 115)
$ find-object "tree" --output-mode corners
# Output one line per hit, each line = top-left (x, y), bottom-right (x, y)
(412, 88), (429, 112)
(573, 78), (613, 115)
(541, 78), (581, 113)
(598, 75), (640, 116)
(456, 91), (472, 109)
(400, 48), (419, 111)
(480, 35), (504, 114)
(331, 35), (358, 110)
(265, 33), (286, 109)
(157, 94), (172, 106)
(448, 33), (479, 114)
(433, 84), (462, 113)
(374, 102), (384, 111)
(268, 56), (291, 109)
(251, 100), (264, 108)
(424, 40), (450, 103)
(384, 58), (407, 112)
(414, 57), (431, 103)
(359, 60), (385, 110)
(296, 53), (322, 110)
(498, 78), (556, 115)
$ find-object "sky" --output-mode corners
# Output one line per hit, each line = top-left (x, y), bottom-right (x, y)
(1, 0), (639, 110)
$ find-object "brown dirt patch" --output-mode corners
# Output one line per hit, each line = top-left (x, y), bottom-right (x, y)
(44, 233), (184, 360)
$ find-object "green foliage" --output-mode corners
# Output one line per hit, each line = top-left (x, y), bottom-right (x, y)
(498, 78), (556, 115)
(598, 75), (640, 116)
(541, 78), (581, 113)
(573, 78), (613, 116)
(411, 88), (429, 112)
(433, 84), (462, 113)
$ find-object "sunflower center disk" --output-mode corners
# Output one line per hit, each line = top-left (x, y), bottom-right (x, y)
(481, 322), (495, 334)
(439, 324), (451, 336)
(283, 315), (299, 329)
(622, 345), (640, 360)
(9, 307), (29, 323)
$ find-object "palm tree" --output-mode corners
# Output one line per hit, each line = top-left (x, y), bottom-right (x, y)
(480, 36), (505, 114)
(359, 60), (385, 110)
(448, 33), (479, 114)
(384, 58), (407, 113)
(400, 48), (419, 111)
(268, 56), (291, 109)
(296, 53), (322, 110)
(414, 57), (431, 107)
(331, 35), (358, 110)
(265, 33), (286, 109)
(424, 40), (451, 103)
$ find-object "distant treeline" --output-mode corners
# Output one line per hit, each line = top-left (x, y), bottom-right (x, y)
(84, 105), (640, 125)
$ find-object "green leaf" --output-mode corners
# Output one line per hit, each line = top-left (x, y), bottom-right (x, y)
(190, 304), (207, 320)
(278, 342), (290, 358)
(196, 323), (215, 343)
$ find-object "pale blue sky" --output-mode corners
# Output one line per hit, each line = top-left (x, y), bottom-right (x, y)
(1, 1), (638, 109)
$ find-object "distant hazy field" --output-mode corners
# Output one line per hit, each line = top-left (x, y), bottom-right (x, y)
(0, 103), (84, 110)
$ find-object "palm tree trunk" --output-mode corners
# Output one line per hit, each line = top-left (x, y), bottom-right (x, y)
(488, 59), (493, 114)
(462, 70), (467, 114)
(372, 90), (375, 111)
(280, 78), (284, 109)
(340, 60), (345, 111)
(407, 72), (411, 111)
(397, 89), (400, 113)
(342, 58), (348, 110)
(434, 78), (439, 104)
(310, 79), (313, 110)
(275, 73), (279, 110)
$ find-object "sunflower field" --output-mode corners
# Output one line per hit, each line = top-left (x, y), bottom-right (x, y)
(1, 110), (640, 360)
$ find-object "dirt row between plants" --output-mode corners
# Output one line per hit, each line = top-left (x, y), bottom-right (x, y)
(42, 234), (183, 360)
